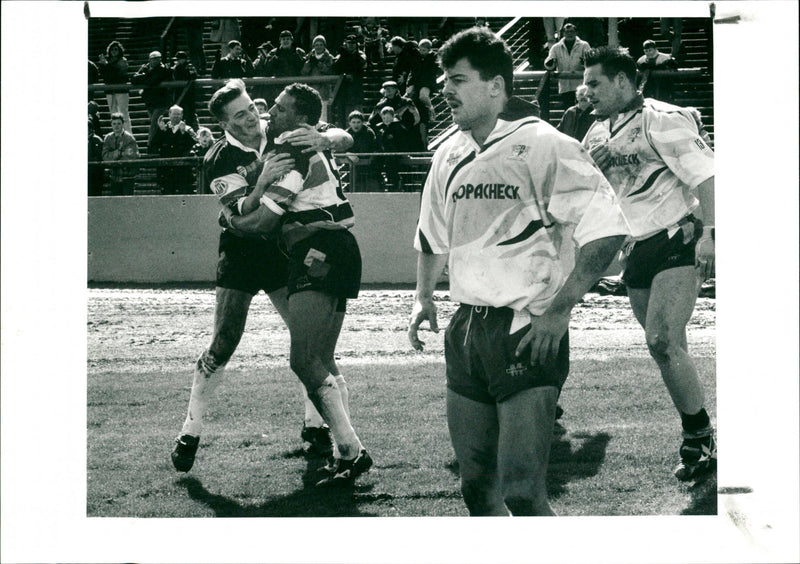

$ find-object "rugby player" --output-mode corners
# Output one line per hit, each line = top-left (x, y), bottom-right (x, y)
(408, 28), (628, 515)
(219, 82), (372, 487)
(171, 79), (354, 473)
(582, 46), (716, 481)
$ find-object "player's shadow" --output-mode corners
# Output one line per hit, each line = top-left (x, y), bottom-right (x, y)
(546, 426), (611, 499)
(681, 474), (718, 515)
(177, 450), (377, 517)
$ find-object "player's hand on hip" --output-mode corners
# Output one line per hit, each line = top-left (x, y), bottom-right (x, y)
(588, 142), (611, 170)
(258, 150), (295, 185)
(695, 234), (715, 281)
(282, 123), (327, 153)
(408, 298), (439, 351)
(515, 311), (569, 365)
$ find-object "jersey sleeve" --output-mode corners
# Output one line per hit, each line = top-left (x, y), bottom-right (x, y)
(532, 130), (629, 247)
(413, 147), (450, 254)
(645, 108), (715, 189)
(209, 173), (250, 212)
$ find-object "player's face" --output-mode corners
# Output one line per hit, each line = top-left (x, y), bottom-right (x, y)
(221, 93), (262, 141)
(442, 58), (497, 133)
(268, 91), (300, 135)
(583, 63), (624, 116)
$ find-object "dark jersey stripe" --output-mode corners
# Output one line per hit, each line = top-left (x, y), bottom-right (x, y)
(497, 220), (546, 246)
(628, 166), (668, 197)
(444, 150), (476, 201)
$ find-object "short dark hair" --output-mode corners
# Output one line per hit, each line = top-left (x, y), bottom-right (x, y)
(284, 82), (322, 125)
(390, 36), (406, 47)
(110, 112), (124, 123)
(642, 39), (657, 49)
(583, 46), (638, 84)
(208, 78), (246, 121)
(348, 110), (364, 121)
(227, 40), (242, 50)
(438, 27), (514, 98)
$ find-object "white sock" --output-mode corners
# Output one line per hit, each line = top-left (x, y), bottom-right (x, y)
(311, 375), (362, 459)
(302, 384), (326, 428)
(180, 353), (225, 437)
(334, 375), (350, 419)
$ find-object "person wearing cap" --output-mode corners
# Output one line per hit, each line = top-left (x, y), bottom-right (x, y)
(132, 50), (174, 153)
(368, 80), (423, 150)
(332, 35), (367, 127)
(171, 50), (200, 130)
(301, 35), (336, 122)
(211, 40), (255, 80)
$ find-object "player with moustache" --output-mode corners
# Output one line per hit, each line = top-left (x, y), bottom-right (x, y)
(219, 82), (372, 487)
(171, 79), (354, 473)
(582, 46), (716, 481)
(408, 28), (629, 516)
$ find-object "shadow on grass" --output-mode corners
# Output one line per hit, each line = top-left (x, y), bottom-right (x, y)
(547, 427), (611, 499)
(177, 451), (378, 517)
(681, 474), (718, 515)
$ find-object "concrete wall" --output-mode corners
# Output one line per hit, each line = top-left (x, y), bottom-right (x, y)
(88, 194), (423, 284)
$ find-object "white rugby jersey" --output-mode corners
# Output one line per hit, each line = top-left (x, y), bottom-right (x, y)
(415, 97), (629, 315)
(582, 96), (714, 240)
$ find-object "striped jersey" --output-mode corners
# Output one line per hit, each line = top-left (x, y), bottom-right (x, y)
(415, 97), (629, 315)
(582, 96), (714, 240)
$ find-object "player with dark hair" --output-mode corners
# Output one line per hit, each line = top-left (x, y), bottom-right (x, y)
(582, 46), (716, 481)
(171, 79), (354, 473)
(408, 28), (628, 515)
(219, 82), (372, 488)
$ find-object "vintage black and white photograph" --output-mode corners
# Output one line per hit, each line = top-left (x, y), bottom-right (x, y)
(1, 1), (798, 563)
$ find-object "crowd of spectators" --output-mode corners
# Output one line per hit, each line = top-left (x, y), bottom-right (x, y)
(88, 17), (697, 195)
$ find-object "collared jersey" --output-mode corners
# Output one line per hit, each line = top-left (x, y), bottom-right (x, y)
(415, 98), (629, 315)
(582, 97), (714, 240)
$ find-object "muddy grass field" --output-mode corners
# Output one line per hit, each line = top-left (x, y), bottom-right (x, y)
(87, 286), (717, 519)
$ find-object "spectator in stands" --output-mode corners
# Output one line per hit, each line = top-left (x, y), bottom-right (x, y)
(102, 111), (140, 196)
(88, 118), (105, 197)
(357, 17), (388, 67)
(171, 51), (199, 130)
(211, 40), (255, 79)
(556, 84), (595, 141)
(88, 100), (103, 137)
(375, 106), (421, 191)
(253, 97), (269, 116)
(301, 35), (336, 123)
(97, 40), (132, 133)
(209, 18), (241, 57)
(544, 23), (592, 110)
(190, 126), (216, 193)
(265, 30), (306, 77)
(343, 110), (382, 191)
(132, 50), (173, 154)
(332, 35), (367, 128)
(637, 39), (678, 103)
(407, 38), (439, 147)
(389, 36), (421, 92)
(152, 105), (197, 195)
(368, 80), (421, 148)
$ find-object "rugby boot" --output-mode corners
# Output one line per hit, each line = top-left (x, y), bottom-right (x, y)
(301, 424), (334, 457)
(171, 434), (200, 472)
(674, 427), (716, 481)
(315, 449), (373, 487)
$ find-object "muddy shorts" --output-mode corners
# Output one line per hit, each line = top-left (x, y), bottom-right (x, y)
(445, 304), (570, 404)
(286, 229), (361, 304)
(622, 214), (702, 289)
(216, 230), (288, 295)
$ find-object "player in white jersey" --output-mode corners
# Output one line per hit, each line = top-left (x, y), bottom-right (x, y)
(408, 28), (628, 516)
(222, 83), (372, 488)
(582, 46), (716, 481)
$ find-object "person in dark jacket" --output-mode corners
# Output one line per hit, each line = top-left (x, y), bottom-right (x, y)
(389, 36), (421, 92)
(556, 84), (595, 141)
(332, 35), (367, 127)
(132, 51), (173, 153)
(151, 105), (197, 194)
(342, 110), (382, 191)
(407, 38), (440, 146)
(97, 40), (132, 132)
(368, 81), (422, 150)
(211, 40), (255, 79)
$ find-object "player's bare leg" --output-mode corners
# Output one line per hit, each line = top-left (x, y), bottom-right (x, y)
(628, 265), (715, 479)
(497, 386), (558, 516)
(446, 389), (507, 516)
(173, 287), (252, 472)
(288, 292), (363, 458)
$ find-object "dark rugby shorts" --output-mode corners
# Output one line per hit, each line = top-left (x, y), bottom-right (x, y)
(622, 215), (702, 289)
(445, 305), (570, 404)
(286, 229), (362, 304)
(216, 230), (288, 295)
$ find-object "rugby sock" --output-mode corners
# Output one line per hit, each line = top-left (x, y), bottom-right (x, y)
(680, 408), (711, 434)
(302, 385), (326, 428)
(332, 375), (350, 458)
(310, 375), (363, 460)
(181, 352), (225, 437)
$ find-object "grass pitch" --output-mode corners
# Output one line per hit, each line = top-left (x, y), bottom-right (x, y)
(87, 288), (716, 517)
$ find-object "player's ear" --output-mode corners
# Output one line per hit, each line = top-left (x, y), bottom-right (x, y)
(490, 75), (504, 98)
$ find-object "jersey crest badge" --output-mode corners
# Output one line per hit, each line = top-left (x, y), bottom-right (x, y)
(628, 127), (642, 142)
(508, 144), (529, 160)
(236, 165), (248, 177)
(447, 151), (462, 167)
(210, 178), (227, 195)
